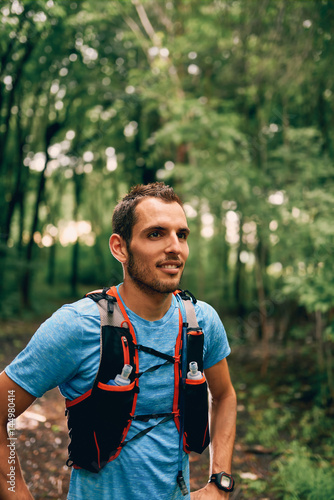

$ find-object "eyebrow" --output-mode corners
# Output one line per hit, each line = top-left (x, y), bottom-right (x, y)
(143, 225), (190, 235)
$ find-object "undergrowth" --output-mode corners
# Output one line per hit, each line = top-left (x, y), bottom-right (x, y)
(272, 442), (334, 500)
(234, 349), (334, 499)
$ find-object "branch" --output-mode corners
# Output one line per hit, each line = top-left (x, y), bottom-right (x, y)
(124, 15), (150, 53)
(132, 0), (157, 43)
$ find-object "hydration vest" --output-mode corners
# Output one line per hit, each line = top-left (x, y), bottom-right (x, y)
(65, 286), (209, 474)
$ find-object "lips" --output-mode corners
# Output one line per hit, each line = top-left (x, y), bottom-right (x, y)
(157, 260), (182, 274)
(157, 261), (182, 269)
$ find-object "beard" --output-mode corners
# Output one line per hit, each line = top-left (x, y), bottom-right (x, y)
(126, 248), (183, 295)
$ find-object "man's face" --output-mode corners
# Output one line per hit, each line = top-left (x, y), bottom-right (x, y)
(125, 197), (190, 295)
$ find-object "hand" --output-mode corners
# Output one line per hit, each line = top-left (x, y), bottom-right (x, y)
(190, 483), (229, 499)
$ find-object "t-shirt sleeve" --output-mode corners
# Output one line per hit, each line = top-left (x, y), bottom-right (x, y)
(195, 301), (231, 370)
(4, 305), (84, 398)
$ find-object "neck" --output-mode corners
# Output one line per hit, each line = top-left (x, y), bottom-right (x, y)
(118, 280), (173, 321)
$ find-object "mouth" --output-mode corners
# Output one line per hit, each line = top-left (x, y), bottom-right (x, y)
(159, 264), (180, 269)
(157, 261), (182, 275)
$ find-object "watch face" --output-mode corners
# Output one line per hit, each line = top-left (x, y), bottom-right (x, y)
(220, 475), (232, 489)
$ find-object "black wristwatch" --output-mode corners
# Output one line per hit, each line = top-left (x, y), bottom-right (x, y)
(208, 471), (235, 492)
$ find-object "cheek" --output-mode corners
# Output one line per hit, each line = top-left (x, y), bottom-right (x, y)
(183, 243), (190, 260)
(131, 247), (155, 265)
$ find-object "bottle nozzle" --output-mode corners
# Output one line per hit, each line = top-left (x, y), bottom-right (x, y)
(189, 361), (198, 375)
(187, 361), (202, 380)
(121, 364), (133, 379)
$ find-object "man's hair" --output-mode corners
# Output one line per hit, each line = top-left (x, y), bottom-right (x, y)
(112, 182), (183, 248)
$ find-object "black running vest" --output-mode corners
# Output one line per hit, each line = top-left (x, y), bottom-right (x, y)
(65, 287), (209, 473)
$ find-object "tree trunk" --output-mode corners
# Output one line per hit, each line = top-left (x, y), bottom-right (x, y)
(0, 41), (35, 174)
(17, 191), (25, 258)
(47, 239), (56, 286)
(70, 173), (84, 296)
(21, 160), (48, 308)
(235, 217), (246, 321)
(71, 240), (80, 296)
(255, 254), (269, 377)
(325, 339), (333, 403)
(196, 211), (205, 298)
(0, 105), (26, 296)
(21, 121), (62, 307)
(315, 310), (324, 372)
(216, 220), (228, 309)
(46, 175), (65, 286)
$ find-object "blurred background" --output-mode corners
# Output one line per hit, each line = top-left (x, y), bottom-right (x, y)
(0, 1), (333, 498)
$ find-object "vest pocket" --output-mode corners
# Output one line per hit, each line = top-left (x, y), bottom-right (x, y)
(183, 376), (210, 454)
(93, 381), (136, 467)
(66, 381), (136, 472)
(67, 395), (101, 473)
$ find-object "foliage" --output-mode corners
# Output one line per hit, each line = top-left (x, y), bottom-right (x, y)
(272, 442), (334, 500)
(234, 352), (334, 498)
(1, 5), (334, 497)
(1, 0), (334, 467)
(240, 477), (267, 499)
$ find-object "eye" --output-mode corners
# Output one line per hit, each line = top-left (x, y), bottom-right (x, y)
(178, 232), (188, 240)
(148, 231), (161, 238)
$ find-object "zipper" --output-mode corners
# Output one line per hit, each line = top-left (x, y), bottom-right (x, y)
(121, 336), (130, 365)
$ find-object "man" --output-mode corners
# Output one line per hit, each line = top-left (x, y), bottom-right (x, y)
(0, 182), (236, 499)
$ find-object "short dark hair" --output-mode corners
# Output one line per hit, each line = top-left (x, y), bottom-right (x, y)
(112, 182), (183, 248)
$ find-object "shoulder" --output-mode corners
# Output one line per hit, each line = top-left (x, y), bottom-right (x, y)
(193, 299), (224, 331)
(59, 296), (99, 316)
(4, 298), (101, 397)
(49, 297), (99, 324)
(33, 297), (100, 345)
(192, 299), (231, 367)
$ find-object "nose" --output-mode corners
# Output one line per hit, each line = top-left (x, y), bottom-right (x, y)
(165, 232), (182, 255)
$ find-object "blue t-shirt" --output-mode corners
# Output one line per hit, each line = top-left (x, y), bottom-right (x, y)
(5, 287), (231, 499)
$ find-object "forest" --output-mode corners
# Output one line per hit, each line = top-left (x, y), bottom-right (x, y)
(0, 0), (334, 498)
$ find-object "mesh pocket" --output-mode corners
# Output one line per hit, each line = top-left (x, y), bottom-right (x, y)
(94, 382), (136, 467)
(184, 376), (210, 453)
(67, 395), (100, 473)
(66, 381), (136, 472)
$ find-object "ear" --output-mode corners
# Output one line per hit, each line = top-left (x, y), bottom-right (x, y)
(109, 234), (128, 264)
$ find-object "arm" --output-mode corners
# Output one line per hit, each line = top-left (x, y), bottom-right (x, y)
(0, 371), (36, 499)
(191, 358), (237, 499)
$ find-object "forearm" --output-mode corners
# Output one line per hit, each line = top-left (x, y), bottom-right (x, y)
(0, 424), (33, 500)
(190, 389), (237, 499)
(209, 388), (237, 475)
(191, 359), (237, 499)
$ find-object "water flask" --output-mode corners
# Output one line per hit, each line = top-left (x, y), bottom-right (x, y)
(108, 364), (133, 386)
(187, 361), (203, 380)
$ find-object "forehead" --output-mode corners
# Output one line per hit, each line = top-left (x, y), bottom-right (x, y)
(133, 197), (188, 232)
